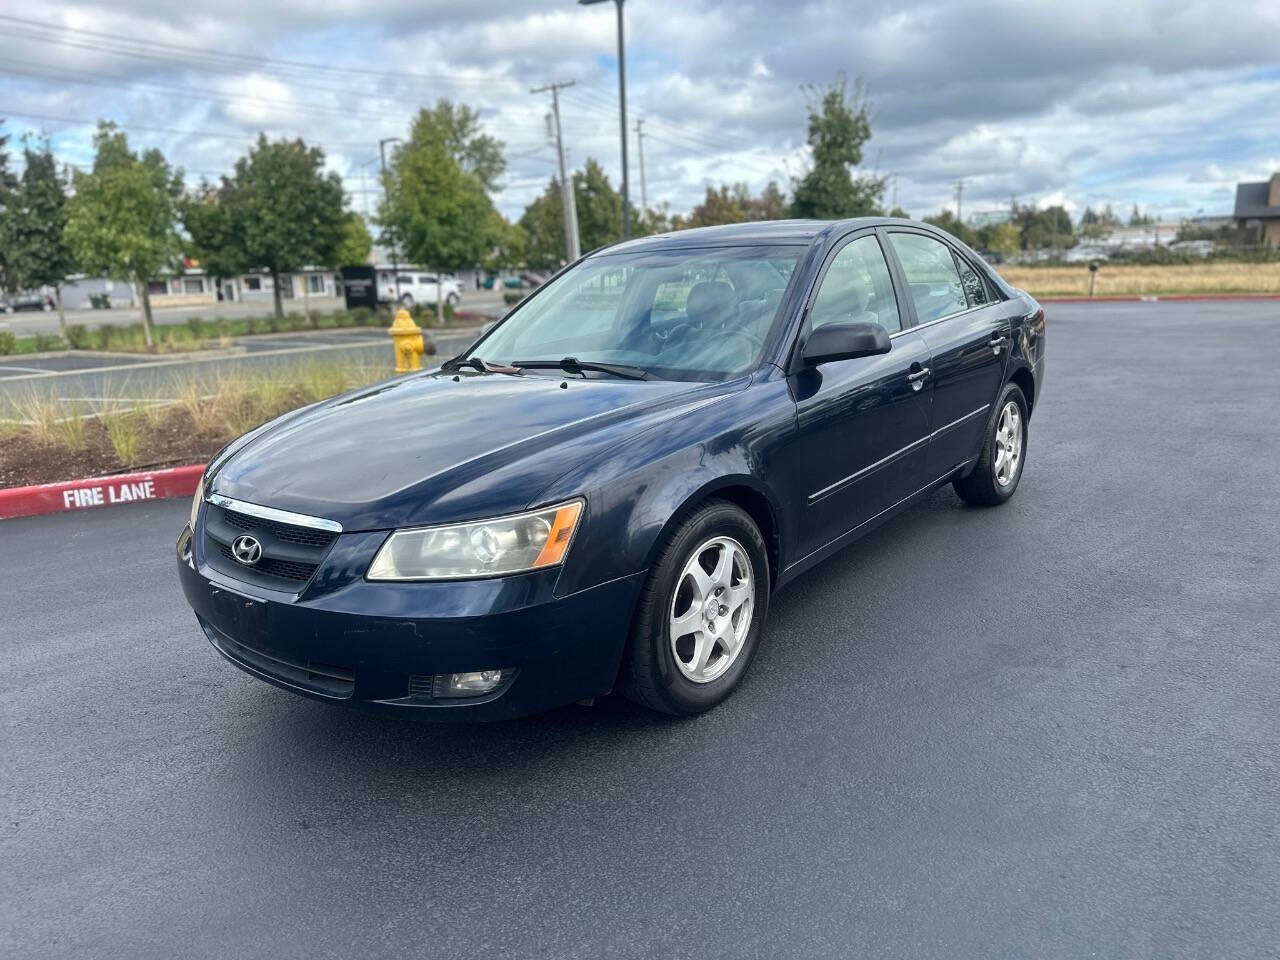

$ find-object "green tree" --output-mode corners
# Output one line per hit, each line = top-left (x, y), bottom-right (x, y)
(407, 100), (507, 193)
(517, 158), (624, 270)
(64, 122), (184, 348)
(335, 213), (373, 266)
(222, 135), (347, 319)
(976, 221), (1022, 256)
(182, 181), (241, 295)
(1012, 204), (1075, 251)
(0, 120), (21, 295)
(922, 209), (978, 247)
(383, 111), (505, 322)
(790, 76), (886, 219)
(573, 158), (623, 252)
(1128, 203), (1154, 226)
(6, 139), (76, 335)
(518, 179), (568, 270)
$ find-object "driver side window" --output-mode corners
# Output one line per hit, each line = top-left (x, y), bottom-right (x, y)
(809, 236), (901, 334)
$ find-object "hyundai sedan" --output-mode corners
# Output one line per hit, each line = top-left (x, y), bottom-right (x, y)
(177, 218), (1045, 719)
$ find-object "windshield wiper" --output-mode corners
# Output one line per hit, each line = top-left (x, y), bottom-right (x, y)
(511, 356), (656, 381)
(440, 355), (521, 375)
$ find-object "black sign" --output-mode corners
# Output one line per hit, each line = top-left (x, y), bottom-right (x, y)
(341, 266), (378, 311)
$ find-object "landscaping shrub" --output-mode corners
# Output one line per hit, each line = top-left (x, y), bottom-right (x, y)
(503, 292), (525, 306)
(65, 325), (92, 349)
(0, 331), (16, 355)
(350, 306), (374, 327)
(93, 324), (117, 350)
(102, 408), (143, 464)
(33, 334), (64, 352)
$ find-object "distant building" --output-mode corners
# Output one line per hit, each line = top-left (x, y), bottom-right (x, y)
(1233, 172), (1280, 246)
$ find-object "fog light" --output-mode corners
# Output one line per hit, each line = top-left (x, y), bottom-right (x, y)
(433, 669), (513, 698)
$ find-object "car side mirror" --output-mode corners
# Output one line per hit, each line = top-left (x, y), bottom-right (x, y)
(801, 321), (891, 366)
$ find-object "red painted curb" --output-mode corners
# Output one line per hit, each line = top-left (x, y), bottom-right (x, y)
(0, 464), (206, 520)
(1037, 293), (1280, 303)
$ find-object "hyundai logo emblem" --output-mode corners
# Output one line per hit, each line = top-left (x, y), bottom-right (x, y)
(231, 535), (263, 566)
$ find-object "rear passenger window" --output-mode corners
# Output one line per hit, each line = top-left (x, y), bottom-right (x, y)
(888, 233), (967, 323)
(809, 236), (901, 334)
(953, 254), (991, 307)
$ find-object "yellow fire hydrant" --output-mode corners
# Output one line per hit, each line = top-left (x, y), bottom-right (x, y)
(389, 308), (425, 373)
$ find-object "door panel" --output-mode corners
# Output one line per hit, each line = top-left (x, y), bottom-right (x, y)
(885, 231), (1010, 477)
(786, 330), (933, 560)
(915, 308), (1009, 474)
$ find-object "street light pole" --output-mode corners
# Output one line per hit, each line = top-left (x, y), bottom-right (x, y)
(378, 136), (402, 302)
(579, 0), (630, 240)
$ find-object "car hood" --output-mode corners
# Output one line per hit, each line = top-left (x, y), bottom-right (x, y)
(209, 370), (735, 531)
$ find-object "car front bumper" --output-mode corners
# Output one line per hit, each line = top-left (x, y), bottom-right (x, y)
(177, 526), (644, 721)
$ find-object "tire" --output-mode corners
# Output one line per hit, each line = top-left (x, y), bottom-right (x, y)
(400, 294), (414, 307)
(446, 292), (460, 307)
(621, 500), (770, 716)
(953, 382), (1028, 506)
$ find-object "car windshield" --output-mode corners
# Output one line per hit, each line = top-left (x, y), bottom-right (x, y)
(468, 244), (803, 381)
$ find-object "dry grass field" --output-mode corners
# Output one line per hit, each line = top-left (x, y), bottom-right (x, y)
(997, 261), (1280, 297)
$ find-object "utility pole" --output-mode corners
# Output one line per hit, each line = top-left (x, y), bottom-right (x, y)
(578, 0), (630, 239)
(379, 136), (402, 301)
(531, 80), (581, 262)
(634, 117), (647, 211)
(955, 180), (964, 224)
(891, 173), (899, 214)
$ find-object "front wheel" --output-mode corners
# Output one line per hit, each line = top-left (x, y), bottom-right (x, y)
(446, 292), (460, 307)
(399, 293), (414, 307)
(621, 500), (770, 715)
(953, 382), (1028, 506)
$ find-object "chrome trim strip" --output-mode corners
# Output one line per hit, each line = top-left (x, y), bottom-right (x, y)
(806, 404), (990, 503)
(930, 403), (990, 438)
(789, 461), (973, 573)
(206, 493), (343, 533)
(808, 435), (929, 502)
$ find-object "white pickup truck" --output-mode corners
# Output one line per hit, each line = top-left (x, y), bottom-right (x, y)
(378, 272), (462, 307)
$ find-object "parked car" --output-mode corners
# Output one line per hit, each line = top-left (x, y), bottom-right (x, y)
(394, 272), (461, 308)
(2, 291), (55, 313)
(178, 218), (1045, 721)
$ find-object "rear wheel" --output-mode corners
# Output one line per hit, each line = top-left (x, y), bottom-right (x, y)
(953, 382), (1028, 506)
(399, 293), (414, 307)
(446, 292), (460, 307)
(621, 500), (769, 715)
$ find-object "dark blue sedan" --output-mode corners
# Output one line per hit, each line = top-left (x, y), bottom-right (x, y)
(177, 218), (1045, 719)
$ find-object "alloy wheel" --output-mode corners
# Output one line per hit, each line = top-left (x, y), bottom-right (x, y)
(669, 536), (754, 683)
(993, 400), (1023, 487)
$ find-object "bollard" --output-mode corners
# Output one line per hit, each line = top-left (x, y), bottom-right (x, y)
(389, 308), (425, 372)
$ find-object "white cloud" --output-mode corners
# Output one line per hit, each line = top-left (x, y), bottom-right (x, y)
(1, 0), (1277, 222)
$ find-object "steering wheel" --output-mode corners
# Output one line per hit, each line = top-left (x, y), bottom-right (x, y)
(661, 322), (698, 345)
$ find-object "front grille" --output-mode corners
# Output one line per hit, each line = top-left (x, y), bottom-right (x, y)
(202, 500), (338, 592)
(217, 543), (318, 583)
(202, 618), (354, 698)
(222, 507), (336, 547)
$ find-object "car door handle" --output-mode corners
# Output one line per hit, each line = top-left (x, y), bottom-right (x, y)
(907, 366), (931, 390)
(990, 333), (1011, 352)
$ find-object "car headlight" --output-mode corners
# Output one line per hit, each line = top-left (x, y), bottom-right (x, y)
(367, 500), (583, 581)
(189, 474), (206, 530)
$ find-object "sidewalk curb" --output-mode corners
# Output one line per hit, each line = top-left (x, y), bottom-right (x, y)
(1037, 293), (1280, 303)
(0, 464), (205, 520)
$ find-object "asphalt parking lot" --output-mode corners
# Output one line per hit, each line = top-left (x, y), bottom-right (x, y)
(3, 300), (1279, 958)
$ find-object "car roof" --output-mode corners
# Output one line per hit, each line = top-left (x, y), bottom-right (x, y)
(591, 217), (924, 255)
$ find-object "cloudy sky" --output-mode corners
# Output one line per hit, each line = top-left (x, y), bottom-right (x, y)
(1, 0), (1277, 224)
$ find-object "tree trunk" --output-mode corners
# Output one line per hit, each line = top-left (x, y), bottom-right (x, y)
(435, 267), (444, 326)
(271, 268), (284, 320)
(139, 282), (156, 351)
(55, 285), (67, 341)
